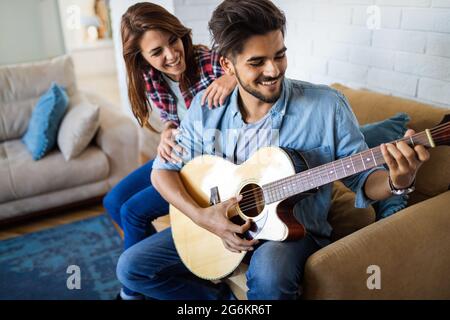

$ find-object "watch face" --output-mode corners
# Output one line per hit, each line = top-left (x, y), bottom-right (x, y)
(391, 186), (415, 196)
(389, 176), (416, 195)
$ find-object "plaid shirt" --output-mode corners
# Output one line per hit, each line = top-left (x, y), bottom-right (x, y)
(143, 46), (224, 126)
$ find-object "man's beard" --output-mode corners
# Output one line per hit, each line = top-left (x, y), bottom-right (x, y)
(235, 69), (284, 104)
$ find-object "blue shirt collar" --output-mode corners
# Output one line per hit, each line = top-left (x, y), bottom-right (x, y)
(228, 78), (291, 118)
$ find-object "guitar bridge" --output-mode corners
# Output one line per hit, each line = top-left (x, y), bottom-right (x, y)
(209, 186), (221, 205)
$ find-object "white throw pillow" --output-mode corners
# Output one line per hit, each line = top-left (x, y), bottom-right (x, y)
(57, 101), (100, 161)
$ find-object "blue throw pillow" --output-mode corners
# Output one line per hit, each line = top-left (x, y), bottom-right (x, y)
(359, 112), (410, 220)
(22, 83), (69, 160)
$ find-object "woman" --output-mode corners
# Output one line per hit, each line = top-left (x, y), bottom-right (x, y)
(103, 2), (236, 300)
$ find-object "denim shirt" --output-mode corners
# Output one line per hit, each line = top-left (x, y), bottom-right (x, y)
(153, 78), (385, 245)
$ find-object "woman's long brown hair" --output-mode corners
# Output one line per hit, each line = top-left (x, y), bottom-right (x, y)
(121, 2), (198, 131)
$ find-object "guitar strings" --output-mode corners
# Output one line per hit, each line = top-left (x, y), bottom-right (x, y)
(235, 131), (450, 212)
(429, 122), (449, 131)
(175, 124), (449, 213)
(239, 146), (407, 209)
(237, 133), (437, 207)
(261, 129), (449, 195)
(432, 135), (450, 142)
(263, 132), (425, 187)
(210, 125), (449, 210)
(237, 160), (448, 212)
(238, 151), (448, 213)
(430, 122), (450, 131)
(431, 125), (450, 134)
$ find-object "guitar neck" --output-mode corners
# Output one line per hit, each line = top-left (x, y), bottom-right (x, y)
(262, 129), (435, 204)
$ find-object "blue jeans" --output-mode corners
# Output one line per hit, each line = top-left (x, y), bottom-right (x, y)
(116, 227), (323, 300)
(103, 159), (169, 296)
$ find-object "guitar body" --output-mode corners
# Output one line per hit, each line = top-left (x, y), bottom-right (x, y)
(170, 146), (313, 280)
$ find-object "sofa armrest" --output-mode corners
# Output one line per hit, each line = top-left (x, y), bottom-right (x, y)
(303, 191), (450, 300)
(81, 91), (139, 188)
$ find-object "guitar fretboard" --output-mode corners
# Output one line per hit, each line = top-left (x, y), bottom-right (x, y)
(262, 131), (431, 204)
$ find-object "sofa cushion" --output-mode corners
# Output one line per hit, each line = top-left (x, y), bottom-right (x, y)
(0, 98), (39, 144)
(57, 100), (100, 161)
(360, 112), (410, 147)
(328, 181), (376, 242)
(0, 140), (109, 203)
(331, 83), (450, 200)
(22, 83), (69, 160)
(0, 143), (16, 203)
(0, 55), (77, 141)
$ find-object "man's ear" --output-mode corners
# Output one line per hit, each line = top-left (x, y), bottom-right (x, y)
(220, 56), (235, 76)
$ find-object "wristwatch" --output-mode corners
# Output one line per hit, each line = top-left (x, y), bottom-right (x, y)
(388, 176), (416, 196)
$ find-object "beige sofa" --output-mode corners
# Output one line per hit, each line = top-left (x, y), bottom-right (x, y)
(149, 83), (450, 300)
(0, 55), (139, 223)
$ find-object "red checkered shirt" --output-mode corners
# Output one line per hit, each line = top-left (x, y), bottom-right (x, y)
(143, 46), (224, 126)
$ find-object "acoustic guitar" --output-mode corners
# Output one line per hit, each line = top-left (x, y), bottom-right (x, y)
(170, 116), (450, 280)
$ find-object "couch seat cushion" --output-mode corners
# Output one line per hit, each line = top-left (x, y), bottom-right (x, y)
(0, 140), (109, 202)
(328, 181), (376, 241)
(0, 143), (16, 203)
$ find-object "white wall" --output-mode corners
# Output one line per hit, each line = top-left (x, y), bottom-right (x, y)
(173, 0), (220, 46)
(0, 0), (65, 65)
(174, 0), (450, 109)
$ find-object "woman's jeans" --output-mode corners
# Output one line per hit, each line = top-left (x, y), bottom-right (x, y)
(103, 159), (169, 296)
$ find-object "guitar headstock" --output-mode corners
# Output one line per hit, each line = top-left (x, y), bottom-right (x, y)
(430, 114), (450, 147)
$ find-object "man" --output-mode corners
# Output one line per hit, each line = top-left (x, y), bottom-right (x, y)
(116, 0), (429, 300)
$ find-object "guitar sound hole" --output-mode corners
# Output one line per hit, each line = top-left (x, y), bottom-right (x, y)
(238, 183), (265, 218)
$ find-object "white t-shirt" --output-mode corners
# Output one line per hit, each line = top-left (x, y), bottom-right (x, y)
(234, 112), (273, 164)
(162, 74), (188, 122)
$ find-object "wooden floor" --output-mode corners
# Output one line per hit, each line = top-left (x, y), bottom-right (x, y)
(0, 204), (170, 241)
(0, 204), (104, 241)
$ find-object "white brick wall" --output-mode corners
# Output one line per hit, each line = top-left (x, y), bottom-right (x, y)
(368, 68), (418, 96)
(372, 29), (426, 53)
(172, 0), (450, 108)
(402, 9), (450, 33)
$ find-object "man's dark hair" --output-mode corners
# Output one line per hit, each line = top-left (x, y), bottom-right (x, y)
(208, 0), (286, 59)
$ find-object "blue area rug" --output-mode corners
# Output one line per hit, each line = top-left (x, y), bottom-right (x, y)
(0, 214), (123, 300)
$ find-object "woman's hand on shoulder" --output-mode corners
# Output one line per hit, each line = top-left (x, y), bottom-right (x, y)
(157, 122), (184, 163)
(201, 74), (237, 109)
